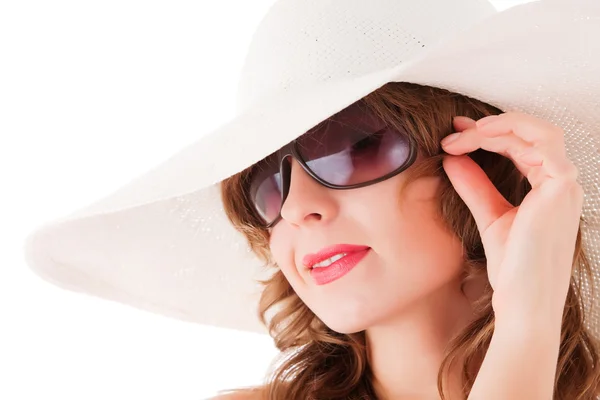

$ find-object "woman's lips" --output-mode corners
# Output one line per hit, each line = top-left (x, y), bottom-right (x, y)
(303, 244), (371, 269)
(309, 248), (371, 285)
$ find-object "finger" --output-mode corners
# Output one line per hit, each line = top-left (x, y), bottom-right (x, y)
(453, 116), (477, 132)
(442, 154), (513, 236)
(443, 126), (579, 187)
(477, 111), (561, 136)
(476, 111), (567, 158)
(442, 128), (537, 180)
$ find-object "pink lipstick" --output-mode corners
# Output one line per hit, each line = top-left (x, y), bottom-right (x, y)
(304, 245), (371, 285)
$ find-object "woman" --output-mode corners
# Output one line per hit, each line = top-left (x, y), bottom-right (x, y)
(23, 0), (600, 398)
(215, 82), (598, 399)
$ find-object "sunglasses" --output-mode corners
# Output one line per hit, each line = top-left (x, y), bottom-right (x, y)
(246, 102), (418, 228)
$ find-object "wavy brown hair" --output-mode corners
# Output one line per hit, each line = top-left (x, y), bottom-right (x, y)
(216, 82), (600, 399)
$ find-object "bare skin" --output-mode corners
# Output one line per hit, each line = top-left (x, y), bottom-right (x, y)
(267, 155), (487, 399)
(213, 114), (580, 400)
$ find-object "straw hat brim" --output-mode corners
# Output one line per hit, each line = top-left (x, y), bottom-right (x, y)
(24, 0), (600, 335)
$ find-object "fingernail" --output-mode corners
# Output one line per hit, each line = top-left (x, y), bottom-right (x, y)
(476, 115), (500, 128)
(453, 116), (475, 123)
(441, 132), (461, 146)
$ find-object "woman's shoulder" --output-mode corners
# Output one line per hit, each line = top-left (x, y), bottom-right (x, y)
(207, 392), (262, 400)
(207, 386), (266, 400)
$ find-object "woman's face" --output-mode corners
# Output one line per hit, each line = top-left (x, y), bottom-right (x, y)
(268, 155), (467, 334)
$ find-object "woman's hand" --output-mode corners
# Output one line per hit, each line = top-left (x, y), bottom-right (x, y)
(440, 111), (584, 327)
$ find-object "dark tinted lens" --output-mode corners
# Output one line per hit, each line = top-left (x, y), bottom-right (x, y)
(248, 152), (284, 225)
(248, 104), (414, 226)
(296, 118), (411, 186)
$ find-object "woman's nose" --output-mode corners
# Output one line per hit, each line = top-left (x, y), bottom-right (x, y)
(279, 157), (339, 227)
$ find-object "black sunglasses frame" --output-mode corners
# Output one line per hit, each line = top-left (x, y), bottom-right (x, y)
(252, 129), (419, 229)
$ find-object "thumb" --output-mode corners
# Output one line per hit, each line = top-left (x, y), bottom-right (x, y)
(442, 154), (512, 235)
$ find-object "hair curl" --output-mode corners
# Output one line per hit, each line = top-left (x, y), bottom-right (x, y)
(217, 82), (600, 399)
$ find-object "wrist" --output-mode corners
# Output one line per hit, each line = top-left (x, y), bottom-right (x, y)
(493, 307), (563, 346)
(492, 291), (565, 334)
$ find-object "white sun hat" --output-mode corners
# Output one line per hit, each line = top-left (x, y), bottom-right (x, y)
(23, 0), (600, 335)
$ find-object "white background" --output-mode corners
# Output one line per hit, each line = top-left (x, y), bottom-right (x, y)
(1, 0), (535, 398)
